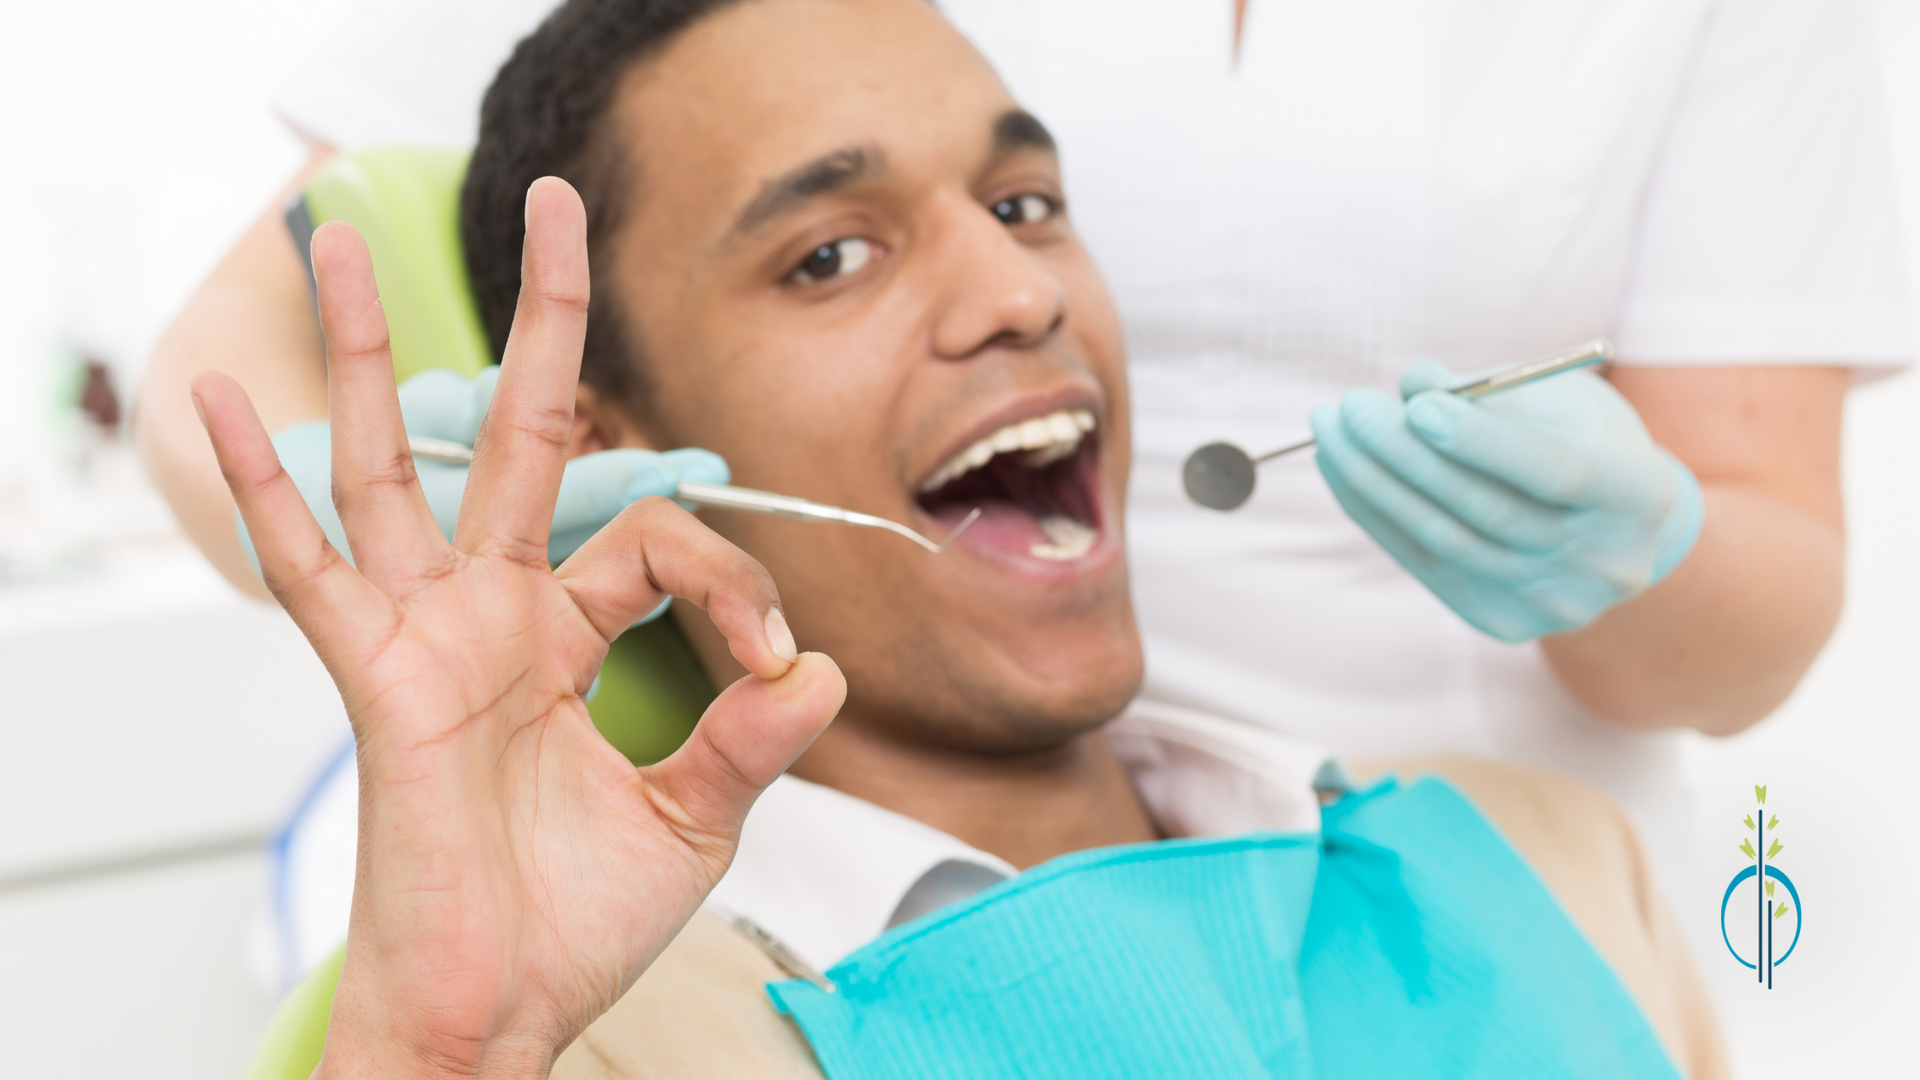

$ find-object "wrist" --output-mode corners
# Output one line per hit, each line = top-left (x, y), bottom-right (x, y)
(1649, 451), (1704, 586)
(314, 969), (554, 1080)
(313, 1033), (551, 1080)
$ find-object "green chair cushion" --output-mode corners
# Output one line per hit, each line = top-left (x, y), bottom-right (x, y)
(295, 146), (491, 382)
(241, 944), (342, 1080)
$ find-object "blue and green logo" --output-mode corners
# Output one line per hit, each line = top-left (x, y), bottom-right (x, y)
(1720, 785), (1800, 987)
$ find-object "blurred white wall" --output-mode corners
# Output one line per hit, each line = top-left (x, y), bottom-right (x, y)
(1683, 4), (1920, 1075)
(0, 1), (1916, 1078)
(0, 0), (347, 401)
(0, 2), (363, 1077)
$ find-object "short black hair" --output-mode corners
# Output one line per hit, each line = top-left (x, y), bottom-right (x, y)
(461, 0), (747, 414)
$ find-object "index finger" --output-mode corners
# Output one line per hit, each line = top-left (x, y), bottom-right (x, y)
(1405, 390), (1651, 510)
(454, 177), (591, 562)
(556, 497), (800, 682)
(190, 372), (390, 658)
(1336, 390), (1578, 552)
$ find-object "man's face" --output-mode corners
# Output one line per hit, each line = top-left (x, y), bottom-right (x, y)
(606, 0), (1139, 752)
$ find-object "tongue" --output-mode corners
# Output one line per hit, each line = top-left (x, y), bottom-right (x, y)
(931, 499), (1048, 553)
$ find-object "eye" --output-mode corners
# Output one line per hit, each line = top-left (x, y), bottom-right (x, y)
(991, 193), (1057, 227)
(789, 237), (875, 284)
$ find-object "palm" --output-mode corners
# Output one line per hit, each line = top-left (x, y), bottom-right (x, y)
(193, 179), (842, 1077)
(339, 558), (697, 1042)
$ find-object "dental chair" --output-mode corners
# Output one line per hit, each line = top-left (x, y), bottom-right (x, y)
(245, 147), (718, 1080)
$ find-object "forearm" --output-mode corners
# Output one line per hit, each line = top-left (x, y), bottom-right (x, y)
(134, 145), (335, 600)
(1540, 483), (1844, 735)
(1548, 364), (1852, 735)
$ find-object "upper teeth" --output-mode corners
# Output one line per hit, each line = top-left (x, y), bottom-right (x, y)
(919, 408), (1096, 493)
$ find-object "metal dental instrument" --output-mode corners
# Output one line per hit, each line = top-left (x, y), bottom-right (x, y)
(404, 438), (982, 554)
(674, 483), (982, 554)
(407, 436), (478, 463)
(1181, 339), (1614, 512)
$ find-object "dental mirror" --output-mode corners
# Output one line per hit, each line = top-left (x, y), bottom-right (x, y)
(1181, 339), (1613, 512)
(405, 438), (981, 554)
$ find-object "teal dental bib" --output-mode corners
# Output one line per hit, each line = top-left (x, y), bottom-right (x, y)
(768, 777), (1681, 1079)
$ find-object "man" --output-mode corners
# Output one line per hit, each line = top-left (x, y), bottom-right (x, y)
(195, 0), (1724, 1075)
(143, 0), (1909, 951)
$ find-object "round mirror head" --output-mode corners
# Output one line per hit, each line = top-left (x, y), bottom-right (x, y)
(1183, 442), (1257, 511)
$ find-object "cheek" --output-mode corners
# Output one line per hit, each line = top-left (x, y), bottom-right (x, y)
(849, 573), (1145, 746)
(1053, 252), (1127, 387)
(1058, 260), (1132, 474)
(704, 314), (920, 491)
(634, 326), (870, 481)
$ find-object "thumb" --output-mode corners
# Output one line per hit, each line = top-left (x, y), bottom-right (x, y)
(1397, 359), (1457, 399)
(644, 653), (846, 851)
(550, 448), (732, 562)
(396, 369), (485, 442)
(661, 447), (731, 490)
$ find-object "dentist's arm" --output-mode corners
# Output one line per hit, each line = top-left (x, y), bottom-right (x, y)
(1541, 365), (1846, 736)
(137, 143), (337, 601)
(197, 182), (844, 1078)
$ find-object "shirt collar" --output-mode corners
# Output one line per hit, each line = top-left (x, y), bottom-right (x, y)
(706, 699), (1332, 973)
(706, 769), (1018, 977)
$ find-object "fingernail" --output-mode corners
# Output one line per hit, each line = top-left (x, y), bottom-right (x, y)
(190, 389), (209, 431)
(764, 607), (798, 665)
(1405, 394), (1456, 445)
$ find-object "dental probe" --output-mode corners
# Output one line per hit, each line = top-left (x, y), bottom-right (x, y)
(1181, 339), (1614, 512)
(403, 437), (982, 554)
(675, 483), (982, 554)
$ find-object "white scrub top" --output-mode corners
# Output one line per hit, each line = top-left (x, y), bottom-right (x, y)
(276, 0), (1912, 911)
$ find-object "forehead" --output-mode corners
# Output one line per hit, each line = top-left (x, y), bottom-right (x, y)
(614, 0), (1016, 225)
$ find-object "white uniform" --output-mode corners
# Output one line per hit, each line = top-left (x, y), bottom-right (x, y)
(277, 0), (1911, 916)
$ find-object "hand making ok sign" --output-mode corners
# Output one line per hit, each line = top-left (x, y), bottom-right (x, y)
(192, 176), (845, 1080)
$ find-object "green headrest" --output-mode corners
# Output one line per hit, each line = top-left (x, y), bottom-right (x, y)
(290, 146), (491, 380)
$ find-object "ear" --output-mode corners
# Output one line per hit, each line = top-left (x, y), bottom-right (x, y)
(569, 383), (659, 456)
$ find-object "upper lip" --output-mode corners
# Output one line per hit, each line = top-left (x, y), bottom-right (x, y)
(911, 385), (1105, 495)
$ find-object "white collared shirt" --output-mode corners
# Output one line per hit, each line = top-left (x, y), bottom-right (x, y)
(706, 700), (1332, 974)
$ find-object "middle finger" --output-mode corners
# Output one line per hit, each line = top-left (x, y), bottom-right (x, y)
(315, 222), (454, 591)
(455, 177), (591, 564)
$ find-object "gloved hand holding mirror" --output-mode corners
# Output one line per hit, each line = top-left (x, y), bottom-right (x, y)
(1184, 341), (1705, 643)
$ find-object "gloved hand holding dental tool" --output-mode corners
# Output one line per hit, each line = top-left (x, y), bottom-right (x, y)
(244, 365), (981, 587)
(1184, 341), (1704, 643)
(238, 365), (732, 594)
(1314, 353), (1703, 643)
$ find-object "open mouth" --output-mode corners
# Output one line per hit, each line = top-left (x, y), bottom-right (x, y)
(915, 408), (1102, 562)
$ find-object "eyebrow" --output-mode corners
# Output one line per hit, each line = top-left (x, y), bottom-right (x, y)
(731, 146), (885, 238)
(723, 110), (1059, 241)
(993, 109), (1057, 155)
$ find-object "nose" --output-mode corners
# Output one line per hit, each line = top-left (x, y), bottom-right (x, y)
(925, 195), (1069, 361)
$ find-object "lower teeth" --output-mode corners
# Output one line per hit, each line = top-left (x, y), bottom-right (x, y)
(1030, 514), (1097, 561)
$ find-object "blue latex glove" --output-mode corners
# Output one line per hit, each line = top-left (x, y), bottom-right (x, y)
(238, 367), (730, 622)
(1310, 360), (1703, 642)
